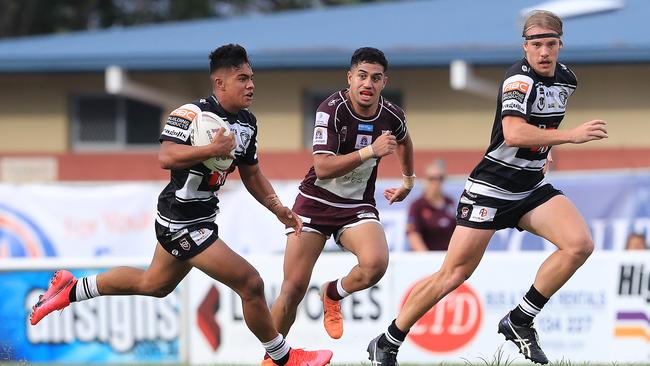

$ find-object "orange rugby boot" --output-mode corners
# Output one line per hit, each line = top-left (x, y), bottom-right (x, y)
(321, 282), (343, 339)
(285, 348), (333, 366)
(30, 270), (77, 325)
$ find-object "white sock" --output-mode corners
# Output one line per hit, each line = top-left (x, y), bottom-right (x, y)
(262, 334), (290, 361)
(75, 275), (101, 302)
(336, 278), (350, 298)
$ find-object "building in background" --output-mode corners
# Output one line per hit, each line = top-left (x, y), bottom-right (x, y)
(1, 0), (649, 181)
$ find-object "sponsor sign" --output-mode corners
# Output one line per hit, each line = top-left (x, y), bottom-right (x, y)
(0, 270), (180, 363)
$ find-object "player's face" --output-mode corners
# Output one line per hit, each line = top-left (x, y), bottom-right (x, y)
(523, 26), (562, 77)
(347, 62), (387, 113)
(215, 63), (255, 111)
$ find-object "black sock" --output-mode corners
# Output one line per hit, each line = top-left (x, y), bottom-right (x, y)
(273, 349), (290, 366)
(379, 319), (408, 348)
(68, 283), (77, 302)
(509, 285), (549, 326)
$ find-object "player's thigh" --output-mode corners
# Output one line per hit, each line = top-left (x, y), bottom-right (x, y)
(283, 231), (326, 285)
(439, 225), (494, 277)
(140, 243), (193, 290)
(188, 238), (261, 291)
(339, 221), (389, 268)
(518, 195), (592, 251)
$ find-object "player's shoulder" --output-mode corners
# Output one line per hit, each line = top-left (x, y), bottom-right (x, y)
(556, 62), (578, 86)
(503, 59), (536, 82)
(380, 96), (406, 121)
(317, 90), (347, 113)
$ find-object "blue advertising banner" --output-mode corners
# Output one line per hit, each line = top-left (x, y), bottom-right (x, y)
(0, 270), (180, 363)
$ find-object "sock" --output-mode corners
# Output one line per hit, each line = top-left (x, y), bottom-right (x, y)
(326, 279), (349, 301)
(509, 285), (549, 326)
(380, 319), (408, 348)
(70, 275), (101, 302)
(262, 334), (290, 365)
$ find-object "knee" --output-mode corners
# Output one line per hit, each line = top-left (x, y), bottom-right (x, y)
(565, 235), (594, 262)
(359, 257), (388, 286)
(238, 272), (266, 301)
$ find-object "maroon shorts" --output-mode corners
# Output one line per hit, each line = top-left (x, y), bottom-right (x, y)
(287, 193), (381, 244)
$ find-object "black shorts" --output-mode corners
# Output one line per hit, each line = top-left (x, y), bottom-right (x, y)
(456, 184), (563, 231)
(155, 221), (219, 260)
(287, 193), (381, 244)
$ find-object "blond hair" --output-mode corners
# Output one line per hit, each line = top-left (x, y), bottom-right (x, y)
(522, 10), (563, 37)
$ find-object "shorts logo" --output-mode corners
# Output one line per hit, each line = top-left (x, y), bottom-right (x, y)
(313, 127), (327, 145)
(469, 205), (496, 222)
(355, 135), (372, 149)
(190, 228), (213, 246)
(171, 249), (179, 256)
(179, 238), (191, 251)
(357, 211), (377, 219)
(460, 206), (470, 218)
(315, 112), (330, 127)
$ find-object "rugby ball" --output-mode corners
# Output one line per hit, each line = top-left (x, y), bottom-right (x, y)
(191, 111), (235, 171)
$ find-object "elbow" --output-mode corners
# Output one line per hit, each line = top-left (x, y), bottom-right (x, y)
(158, 152), (173, 170)
(503, 133), (521, 147)
(314, 165), (333, 180)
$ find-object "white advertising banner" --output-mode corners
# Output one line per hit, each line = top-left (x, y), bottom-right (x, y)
(187, 252), (650, 364)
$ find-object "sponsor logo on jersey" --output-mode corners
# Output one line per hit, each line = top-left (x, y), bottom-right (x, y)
(503, 80), (530, 94)
(162, 126), (189, 142)
(522, 65), (530, 73)
(503, 90), (525, 103)
(315, 111), (330, 127)
(502, 100), (525, 113)
(170, 107), (197, 122)
(469, 205), (496, 222)
(358, 124), (374, 132)
(166, 116), (191, 130)
(327, 98), (340, 106)
(355, 134), (372, 149)
(313, 127), (327, 145)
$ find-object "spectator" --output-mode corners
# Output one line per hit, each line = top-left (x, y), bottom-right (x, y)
(625, 233), (648, 250)
(406, 159), (456, 251)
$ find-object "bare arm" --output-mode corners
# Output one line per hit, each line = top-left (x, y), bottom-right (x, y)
(407, 231), (430, 252)
(383, 133), (415, 204)
(502, 116), (608, 148)
(314, 131), (397, 179)
(158, 128), (235, 170)
(238, 163), (302, 232)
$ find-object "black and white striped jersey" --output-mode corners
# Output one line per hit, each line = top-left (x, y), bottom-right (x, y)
(156, 95), (258, 230)
(466, 58), (577, 200)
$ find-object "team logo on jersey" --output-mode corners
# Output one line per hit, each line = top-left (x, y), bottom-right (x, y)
(558, 90), (568, 107)
(537, 96), (545, 110)
(239, 131), (251, 148)
(358, 124), (374, 132)
(315, 112), (330, 127)
(313, 127), (327, 145)
(355, 135), (372, 149)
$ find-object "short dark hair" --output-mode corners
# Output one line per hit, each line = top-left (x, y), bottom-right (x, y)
(209, 44), (249, 73)
(351, 47), (388, 71)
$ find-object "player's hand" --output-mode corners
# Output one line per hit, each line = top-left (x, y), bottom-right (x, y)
(371, 131), (397, 158)
(275, 206), (303, 234)
(570, 120), (608, 144)
(383, 186), (411, 205)
(543, 151), (553, 174)
(208, 128), (236, 158)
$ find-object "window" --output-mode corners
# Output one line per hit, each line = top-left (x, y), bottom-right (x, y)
(302, 90), (403, 148)
(71, 94), (162, 149)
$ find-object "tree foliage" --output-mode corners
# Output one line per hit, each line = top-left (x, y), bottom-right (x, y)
(0, 0), (388, 38)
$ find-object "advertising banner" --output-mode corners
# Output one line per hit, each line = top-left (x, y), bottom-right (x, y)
(1, 170), (649, 257)
(0, 268), (181, 363)
(187, 252), (650, 364)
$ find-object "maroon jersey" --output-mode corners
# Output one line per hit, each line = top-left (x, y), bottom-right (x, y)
(406, 196), (456, 251)
(298, 90), (408, 208)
